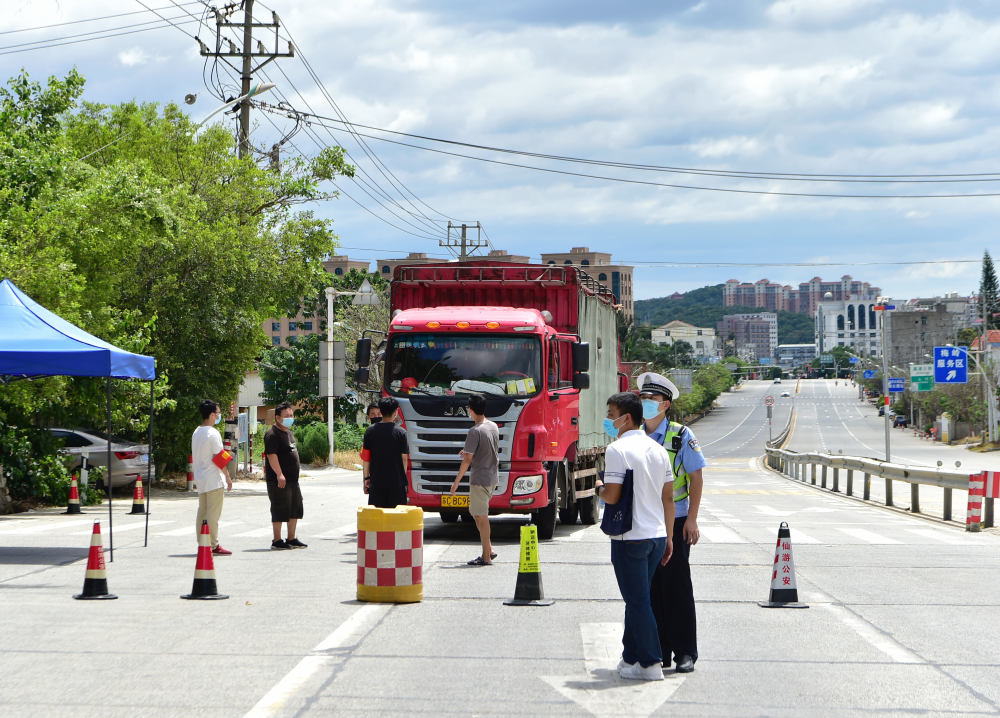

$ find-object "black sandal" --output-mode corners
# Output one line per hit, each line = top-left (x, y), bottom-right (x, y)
(467, 556), (492, 566)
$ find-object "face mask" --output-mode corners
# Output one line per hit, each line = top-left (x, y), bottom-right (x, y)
(369, 417), (380, 425)
(214, 413), (223, 425)
(603, 416), (623, 438)
(642, 399), (662, 420)
(281, 417), (295, 428)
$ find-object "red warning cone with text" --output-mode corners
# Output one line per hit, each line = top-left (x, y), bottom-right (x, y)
(74, 522), (117, 600)
(64, 474), (82, 515)
(181, 519), (229, 600)
(759, 522), (808, 609)
(128, 476), (146, 514)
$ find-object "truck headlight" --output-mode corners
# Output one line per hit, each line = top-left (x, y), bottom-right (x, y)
(512, 474), (543, 496)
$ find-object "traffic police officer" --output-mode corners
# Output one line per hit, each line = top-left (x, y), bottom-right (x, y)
(638, 371), (707, 674)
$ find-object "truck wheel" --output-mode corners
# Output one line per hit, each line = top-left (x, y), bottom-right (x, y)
(577, 496), (599, 525)
(439, 512), (459, 523)
(559, 504), (579, 525)
(534, 503), (557, 540)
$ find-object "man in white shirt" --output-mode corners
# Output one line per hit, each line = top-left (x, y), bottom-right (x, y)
(191, 400), (233, 555)
(594, 392), (674, 681)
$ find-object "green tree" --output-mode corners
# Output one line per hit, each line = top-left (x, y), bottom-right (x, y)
(0, 71), (355, 468)
(980, 250), (999, 330)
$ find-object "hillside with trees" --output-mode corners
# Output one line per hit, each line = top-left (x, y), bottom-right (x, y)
(635, 284), (815, 345)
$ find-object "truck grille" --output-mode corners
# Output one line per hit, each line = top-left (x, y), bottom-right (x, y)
(398, 400), (522, 495)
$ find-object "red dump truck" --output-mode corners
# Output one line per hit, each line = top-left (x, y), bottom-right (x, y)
(354, 261), (625, 539)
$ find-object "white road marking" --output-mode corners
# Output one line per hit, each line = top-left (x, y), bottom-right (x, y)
(837, 527), (902, 544)
(541, 622), (686, 717)
(699, 526), (747, 543)
(904, 527), (978, 545)
(0, 518), (94, 536)
(819, 603), (923, 664)
(73, 520), (171, 535)
(244, 603), (391, 718)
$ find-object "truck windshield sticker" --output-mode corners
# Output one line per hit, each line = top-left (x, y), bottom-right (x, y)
(387, 334), (542, 397)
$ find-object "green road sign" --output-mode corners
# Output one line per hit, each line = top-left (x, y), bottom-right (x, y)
(820, 353), (834, 365)
(911, 375), (934, 392)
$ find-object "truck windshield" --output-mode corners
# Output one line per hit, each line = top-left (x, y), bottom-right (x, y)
(386, 334), (542, 397)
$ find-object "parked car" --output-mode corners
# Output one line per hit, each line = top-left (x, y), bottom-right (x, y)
(780, 391), (791, 397)
(47, 428), (152, 489)
(774, 377), (782, 383)
(893, 415), (909, 428)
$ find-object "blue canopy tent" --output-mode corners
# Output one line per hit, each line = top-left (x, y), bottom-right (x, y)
(0, 279), (156, 559)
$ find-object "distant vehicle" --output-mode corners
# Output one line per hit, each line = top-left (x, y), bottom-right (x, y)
(774, 377), (782, 383)
(893, 415), (909, 428)
(878, 407), (896, 418)
(47, 428), (151, 489)
(780, 391), (790, 397)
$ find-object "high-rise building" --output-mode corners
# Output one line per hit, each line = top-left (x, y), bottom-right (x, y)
(540, 247), (634, 319)
(718, 313), (777, 361)
(886, 303), (965, 366)
(724, 276), (881, 315)
(814, 297), (883, 358)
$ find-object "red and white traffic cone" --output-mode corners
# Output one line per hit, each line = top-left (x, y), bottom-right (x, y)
(64, 474), (82, 515)
(74, 522), (117, 600)
(181, 520), (229, 600)
(759, 522), (808, 609)
(186, 455), (195, 491)
(128, 476), (146, 515)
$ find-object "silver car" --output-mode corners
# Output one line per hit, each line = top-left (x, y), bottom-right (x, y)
(47, 428), (153, 489)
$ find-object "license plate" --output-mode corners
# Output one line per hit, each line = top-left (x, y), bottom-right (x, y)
(441, 495), (469, 508)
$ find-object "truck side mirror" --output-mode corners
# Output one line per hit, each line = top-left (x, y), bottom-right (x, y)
(572, 341), (590, 373)
(355, 338), (371, 366)
(354, 367), (370, 385)
(572, 373), (590, 390)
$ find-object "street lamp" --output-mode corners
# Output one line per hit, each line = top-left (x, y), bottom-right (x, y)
(874, 297), (895, 462)
(325, 279), (380, 465)
(190, 82), (276, 137)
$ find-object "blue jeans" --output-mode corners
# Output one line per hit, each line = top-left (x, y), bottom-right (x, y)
(611, 537), (666, 667)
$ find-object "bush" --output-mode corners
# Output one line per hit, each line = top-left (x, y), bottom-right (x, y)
(0, 421), (75, 508)
(333, 423), (365, 452)
(292, 421), (330, 465)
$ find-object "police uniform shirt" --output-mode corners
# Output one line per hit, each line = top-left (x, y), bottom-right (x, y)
(648, 417), (707, 519)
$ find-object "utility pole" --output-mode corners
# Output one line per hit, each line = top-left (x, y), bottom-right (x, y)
(442, 222), (488, 261)
(198, 1), (294, 158)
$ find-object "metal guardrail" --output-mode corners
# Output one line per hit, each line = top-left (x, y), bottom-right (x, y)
(764, 447), (994, 529)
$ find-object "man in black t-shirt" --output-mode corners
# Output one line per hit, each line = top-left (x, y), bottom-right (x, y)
(264, 402), (306, 550)
(361, 396), (410, 508)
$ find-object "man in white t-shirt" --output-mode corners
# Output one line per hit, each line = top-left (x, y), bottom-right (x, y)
(191, 399), (233, 555)
(594, 392), (674, 681)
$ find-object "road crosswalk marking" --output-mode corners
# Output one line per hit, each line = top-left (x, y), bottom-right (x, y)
(837, 527), (902, 544)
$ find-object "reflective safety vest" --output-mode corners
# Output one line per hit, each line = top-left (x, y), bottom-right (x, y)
(659, 421), (690, 503)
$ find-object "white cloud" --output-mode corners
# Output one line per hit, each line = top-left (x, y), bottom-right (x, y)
(118, 48), (149, 67)
(767, 0), (883, 26)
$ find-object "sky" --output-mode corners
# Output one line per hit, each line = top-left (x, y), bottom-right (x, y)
(4, 0), (1000, 304)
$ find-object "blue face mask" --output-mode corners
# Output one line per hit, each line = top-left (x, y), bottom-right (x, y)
(603, 416), (622, 438)
(642, 399), (662, 420)
(281, 417), (295, 428)
(214, 413), (223, 425)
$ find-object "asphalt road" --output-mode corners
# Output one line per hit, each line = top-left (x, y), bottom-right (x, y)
(1, 384), (999, 717)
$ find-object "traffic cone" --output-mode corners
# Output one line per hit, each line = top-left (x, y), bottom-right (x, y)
(181, 519), (229, 600)
(74, 522), (117, 600)
(503, 524), (553, 606)
(759, 522), (808, 609)
(64, 474), (82, 515)
(128, 476), (146, 514)
(186, 455), (195, 492)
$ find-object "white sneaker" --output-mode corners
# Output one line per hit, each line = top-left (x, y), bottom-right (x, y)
(619, 662), (664, 681)
(616, 658), (635, 671)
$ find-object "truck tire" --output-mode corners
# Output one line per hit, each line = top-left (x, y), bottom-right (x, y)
(559, 504), (579, 525)
(577, 496), (599, 524)
(534, 503), (557, 540)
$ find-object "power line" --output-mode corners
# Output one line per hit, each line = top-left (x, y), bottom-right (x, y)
(254, 107), (1000, 199)
(0, 1), (202, 36)
(253, 106), (1000, 184)
(0, 15), (199, 55)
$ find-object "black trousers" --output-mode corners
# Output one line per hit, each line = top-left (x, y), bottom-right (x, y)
(651, 515), (698, 665)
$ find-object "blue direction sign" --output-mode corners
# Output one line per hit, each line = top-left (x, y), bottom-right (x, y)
(888, 377), (905, 393)
(863, 369), (876, 379)
(933, 346), (968, 384)
(849, 356), (859, 364)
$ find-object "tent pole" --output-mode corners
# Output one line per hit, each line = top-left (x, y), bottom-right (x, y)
(145, 379), (153, 547)
(106, 377), (113, 562)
